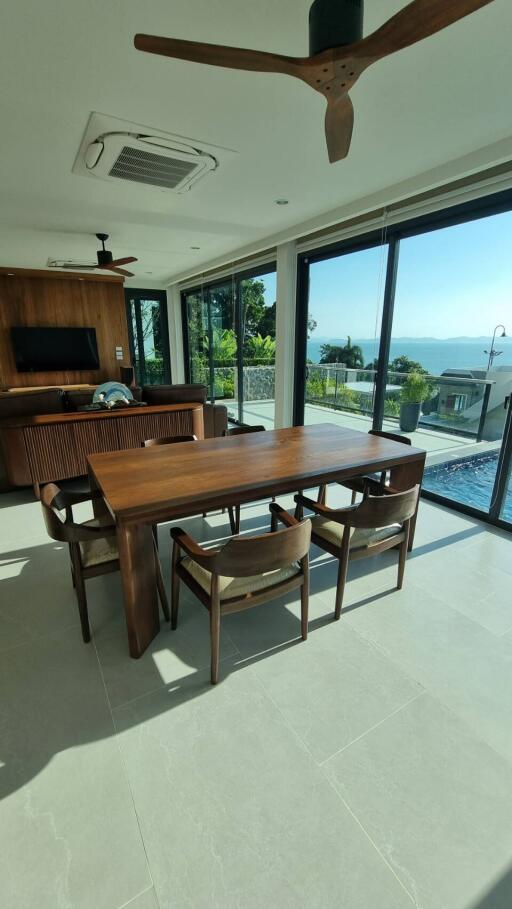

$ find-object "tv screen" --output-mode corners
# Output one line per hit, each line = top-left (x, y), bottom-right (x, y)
(11, 326), (100, 372)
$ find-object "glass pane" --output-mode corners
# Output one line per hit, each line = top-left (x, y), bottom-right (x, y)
(305, 245), (388, 429)
(499, 451), (512, 524)
(185, 291), (210, 393)
(240, 270), (276, 428)
(128, 300), (141, 383)
(139, 299), (165, 385)
(390, 210), (512, 516)
(208, 280), (237, 417)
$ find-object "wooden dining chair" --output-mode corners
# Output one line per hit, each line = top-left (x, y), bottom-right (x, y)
(318, 429), (412, 506)
(142, 434), (198, 447)
(222, 425), (269, 533)
(170, 502), (311, 684)
(142, 434), (199, 543)
(295, 483), (420, 620)
(41, 483), (170, 643)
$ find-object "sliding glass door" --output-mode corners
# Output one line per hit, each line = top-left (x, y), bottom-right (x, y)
(295, 240), (389, 429)
(125, 289), (171, 386)
(182, 265), (276, 426)
(295, 191), (512, 530)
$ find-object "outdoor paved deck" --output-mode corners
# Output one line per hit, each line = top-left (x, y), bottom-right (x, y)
(233, 399), (498, 464)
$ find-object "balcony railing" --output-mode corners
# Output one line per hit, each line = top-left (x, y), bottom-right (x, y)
(192, 362), (506, 443)
(305, 364), (500, 442)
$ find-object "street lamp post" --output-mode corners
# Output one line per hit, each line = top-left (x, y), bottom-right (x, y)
(484, 324), (507, 372)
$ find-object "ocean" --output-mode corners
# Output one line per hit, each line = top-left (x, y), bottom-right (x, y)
(306, 338), (512, 376)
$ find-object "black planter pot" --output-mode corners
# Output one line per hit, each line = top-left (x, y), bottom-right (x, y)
(400, 402), (422, 433)
(309, 0), (364, 55)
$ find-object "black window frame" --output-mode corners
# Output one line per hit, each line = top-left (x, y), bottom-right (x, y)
(294, 186), (512, 531)
(125, 288), (172, 387)
(181, 261), (277, 423)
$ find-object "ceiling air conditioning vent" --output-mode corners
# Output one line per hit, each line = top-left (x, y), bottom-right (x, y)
(47, 259), (96, 271)
(83, 133), (217, 193)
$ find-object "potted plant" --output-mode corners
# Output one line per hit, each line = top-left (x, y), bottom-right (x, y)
(399, 372), (431, 432)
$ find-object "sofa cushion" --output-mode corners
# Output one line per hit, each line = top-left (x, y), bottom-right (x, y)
(0, 388), (64, 420)
(203, 403), (228, 439)
(142, 384), (207, 405)
(64, 389), (94, 411)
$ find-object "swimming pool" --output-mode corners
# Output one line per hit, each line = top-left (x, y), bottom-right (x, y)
(423, 453), (512, 523)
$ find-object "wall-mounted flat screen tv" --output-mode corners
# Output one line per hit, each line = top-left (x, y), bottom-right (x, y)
(11, 326), (100, 372)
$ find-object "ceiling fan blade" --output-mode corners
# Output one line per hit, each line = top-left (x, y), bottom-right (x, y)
(134, 34), (305, 77)
(324, 94), (354, 163)
(109, 256), (138, 267)
(100, 265), (135, 278)
(356, 0), (495, 62)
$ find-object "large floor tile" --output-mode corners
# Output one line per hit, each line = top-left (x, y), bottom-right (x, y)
(121, 888), (160, 909)
(408, 541), (512, 635)
(344, 577), (512, 761)
(225, 607), (422, 763)
(94, 591), (239, 709)
(325, 694), (512, 909)
(114, 665), (414, 909)
(0, 627), (151, 909)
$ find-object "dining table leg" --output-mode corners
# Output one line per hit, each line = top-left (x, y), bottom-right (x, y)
(389, 454), (426, 551)
(117, 522), (160, 658)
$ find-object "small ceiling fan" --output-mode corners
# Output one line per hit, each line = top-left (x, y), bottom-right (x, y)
(134, 0), (495, 164)
(94, 234), (137, 277)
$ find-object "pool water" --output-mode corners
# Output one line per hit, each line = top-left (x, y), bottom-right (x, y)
(424, 454), (512, 523)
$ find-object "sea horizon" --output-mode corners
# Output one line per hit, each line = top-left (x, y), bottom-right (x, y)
(307, 337), (512, 376)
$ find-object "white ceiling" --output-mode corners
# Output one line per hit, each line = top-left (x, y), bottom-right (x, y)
(0, 0), (511, 285)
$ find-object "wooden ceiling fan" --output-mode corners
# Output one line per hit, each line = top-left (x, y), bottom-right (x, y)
(94, 234), (137, 277)
(134, 0), (495, 164)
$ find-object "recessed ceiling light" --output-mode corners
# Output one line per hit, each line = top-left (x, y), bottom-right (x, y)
(275, 199), (289, 205)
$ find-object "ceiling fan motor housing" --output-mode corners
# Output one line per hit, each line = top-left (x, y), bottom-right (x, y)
(97, 249), (114, 266)
(309, 0), (363, 56)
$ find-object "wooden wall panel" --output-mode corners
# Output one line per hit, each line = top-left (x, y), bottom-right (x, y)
(0, 271), (129, 388)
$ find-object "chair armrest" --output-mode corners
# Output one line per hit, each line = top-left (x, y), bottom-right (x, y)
(170, 527), (220, 569)
(294, 493), (333, 517)
(295, 493), (358, 526)
(269, 502), (299, 529)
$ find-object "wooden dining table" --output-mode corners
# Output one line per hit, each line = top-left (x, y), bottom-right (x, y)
(87, 423), (426, 658)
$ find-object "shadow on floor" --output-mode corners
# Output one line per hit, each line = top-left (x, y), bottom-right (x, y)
(471, 864), (512, 909)
(0, 498), (493, 807)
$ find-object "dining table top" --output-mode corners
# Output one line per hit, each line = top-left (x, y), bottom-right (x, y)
(87, 422), (426, 526)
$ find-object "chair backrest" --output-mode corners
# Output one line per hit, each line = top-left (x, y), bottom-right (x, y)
(40, 483), (76, 543)
(347, 485), (420, 529)
(142, 434), (197, 447)
(213, 519), (311, 577)
(40, 483), (106, 544)
(222, 424), (266, 437)
(369, 429), (411, 446)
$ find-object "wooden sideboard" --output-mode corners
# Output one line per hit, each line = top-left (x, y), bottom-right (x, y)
(0, 403), (204, 491)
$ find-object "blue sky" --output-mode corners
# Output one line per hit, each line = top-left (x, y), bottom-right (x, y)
(307, 209), (512, 340)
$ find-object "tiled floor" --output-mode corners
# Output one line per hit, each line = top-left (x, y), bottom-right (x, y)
(1, 486), (511, 908)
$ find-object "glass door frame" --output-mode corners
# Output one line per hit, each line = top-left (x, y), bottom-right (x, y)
(125, 288), (172, 386)
(181, 261), (277, 423)
(294, 187), (512, 531)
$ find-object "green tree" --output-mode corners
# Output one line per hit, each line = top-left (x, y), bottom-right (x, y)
(320, 337), (364, 369)
(389, 354), (429, 376)
(244, 333), (276, 365)
(205, 328), (237, 365)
